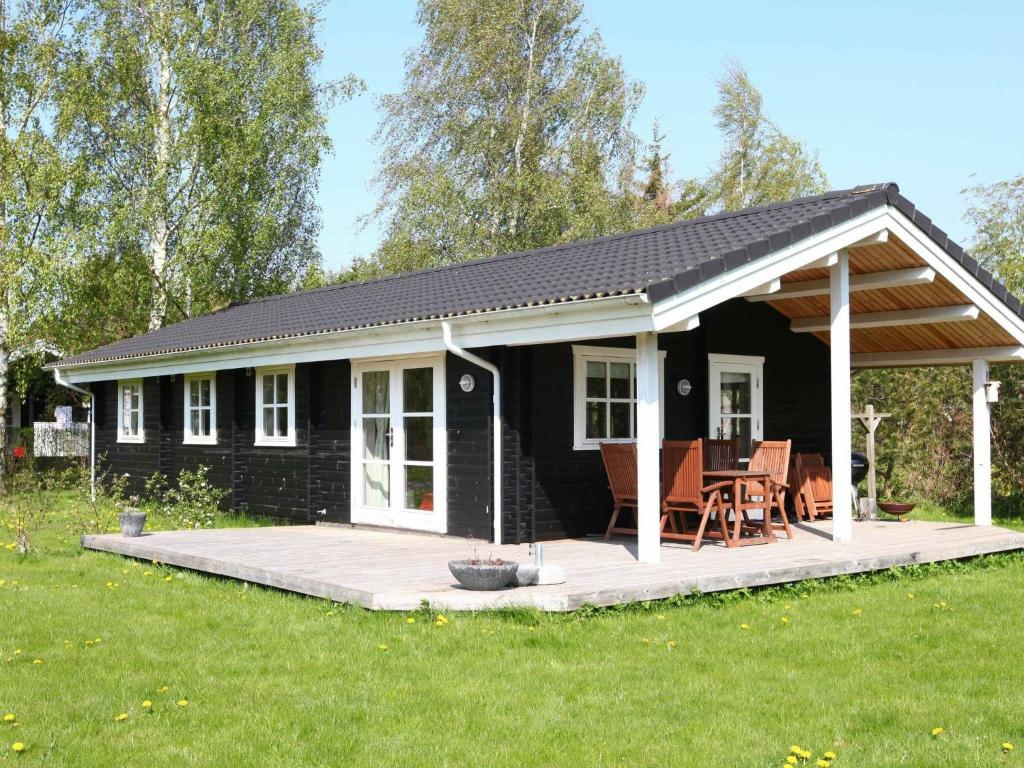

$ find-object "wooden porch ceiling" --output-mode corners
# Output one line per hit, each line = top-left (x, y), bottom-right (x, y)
(764, 234), (1020, 353)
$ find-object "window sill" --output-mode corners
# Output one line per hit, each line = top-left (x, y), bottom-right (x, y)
(572, 439), (635, 452)
(254, 437), (296, 448)
(117, 435), (145, 444)
(184, 435), (218, 446)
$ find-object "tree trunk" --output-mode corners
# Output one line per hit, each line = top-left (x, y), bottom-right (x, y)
(0, 313), (8, 496)
(509, 3), (541, 239)
(148, 45), (173, 331)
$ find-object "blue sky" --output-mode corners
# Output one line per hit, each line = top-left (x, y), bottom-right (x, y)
(316, 0), (1024, 271)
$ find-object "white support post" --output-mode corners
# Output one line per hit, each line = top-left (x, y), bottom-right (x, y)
(972, 359), (992, 526)
(635, 331), (662, 564)
(830, 250), (853, 542)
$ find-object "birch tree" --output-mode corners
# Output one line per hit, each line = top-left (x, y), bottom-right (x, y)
(59, 0), (360, 331)
(361, 0), (644, 276)
(708, 61), (827, 211)
(0, 0), (74, 493)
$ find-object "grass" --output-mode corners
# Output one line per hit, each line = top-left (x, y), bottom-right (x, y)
(1, 492), (1023, 766)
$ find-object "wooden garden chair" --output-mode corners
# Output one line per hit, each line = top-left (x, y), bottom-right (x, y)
(601, 443), (641, 539)
(745, 439), (793, 538)
(703, 438), (740, 471)
(792, 453), (833, 520)
(661, 439), (732, 551)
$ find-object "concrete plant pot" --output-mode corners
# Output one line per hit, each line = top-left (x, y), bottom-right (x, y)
(448, 560), (519, 590)
(118, 509), (147, 537)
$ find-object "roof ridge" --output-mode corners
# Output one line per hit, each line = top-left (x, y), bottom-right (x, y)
(234, 184), (895, 310)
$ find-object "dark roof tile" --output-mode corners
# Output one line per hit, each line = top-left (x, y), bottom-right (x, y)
(55, 182), (1024, 367)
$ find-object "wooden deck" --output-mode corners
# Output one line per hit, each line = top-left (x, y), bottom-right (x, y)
(80, 520), (1024, 612)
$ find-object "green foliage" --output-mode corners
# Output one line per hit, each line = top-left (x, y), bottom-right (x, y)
(0, 470), (57, 553)
(359, 0), (648, 276)
(56, 0), (362, 333)
(707, 61), (828, 211)
(148, 466), (228, 530)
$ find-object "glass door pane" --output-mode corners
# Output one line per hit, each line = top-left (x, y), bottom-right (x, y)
(401, 366), (434, 512)
(710, 362), (761, 463)
(361, 368), (391, 508)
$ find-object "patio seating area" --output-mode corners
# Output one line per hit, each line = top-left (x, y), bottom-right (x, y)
(81, 518), (1024, 612)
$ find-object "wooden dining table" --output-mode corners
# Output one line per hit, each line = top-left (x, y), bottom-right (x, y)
(703, 469), (776, 546)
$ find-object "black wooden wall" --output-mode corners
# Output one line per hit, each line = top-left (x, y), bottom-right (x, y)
(91, 299), (830, 540)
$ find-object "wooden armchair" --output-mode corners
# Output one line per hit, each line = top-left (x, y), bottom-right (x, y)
(600, 443), (641, 539)
(703, 438), (740, 471)
(791, 453), (834, 520)
(661, 439), (732, 551)
(746, 439), (793, 538)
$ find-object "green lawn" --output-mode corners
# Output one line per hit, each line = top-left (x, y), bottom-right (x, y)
(1, 493), (1022, 767)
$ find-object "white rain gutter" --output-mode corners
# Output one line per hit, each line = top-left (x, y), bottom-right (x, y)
(441, 321), (502, 545)
(53, 368), (95, 501)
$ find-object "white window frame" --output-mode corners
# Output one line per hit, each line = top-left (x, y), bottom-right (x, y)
(255, 365), (296, 447)
(183, 372), (217, 445)
(707, 353), (765, 463)
(572, 345), (666, 451)
(116, 378), (145, 444)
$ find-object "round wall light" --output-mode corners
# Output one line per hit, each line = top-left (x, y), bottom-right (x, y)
(459, 374), (476, 393)
(676, 379), (692, 397)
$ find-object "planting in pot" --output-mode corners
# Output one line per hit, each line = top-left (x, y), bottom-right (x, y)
(448, 557), (519, 590)
(118, 508), (147, 537)
(878, 501), (916, 522)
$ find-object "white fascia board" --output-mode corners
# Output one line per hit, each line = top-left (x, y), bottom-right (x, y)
(746, 266), (936, 302)
(791, 304), (979, 334)
(852, 346), (1024, 368)
(650, 209), (891, 330)
(57, 294), (653, 383)
(886, 209), (1024, 345)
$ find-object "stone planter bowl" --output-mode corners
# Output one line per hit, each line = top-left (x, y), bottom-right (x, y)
(118, 509), (147, 537)
(448, 560), (519, 591)
(878, 501), (916, 522)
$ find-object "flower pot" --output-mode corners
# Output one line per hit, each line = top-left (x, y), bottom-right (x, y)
(878, 501), (916, 522)
(448, 560), (519, 591)
(118, 509), (147, 537)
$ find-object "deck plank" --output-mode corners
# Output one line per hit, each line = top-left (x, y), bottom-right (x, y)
(80, 520), (1024, 612)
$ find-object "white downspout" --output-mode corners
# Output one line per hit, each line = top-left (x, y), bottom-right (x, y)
(441, 321), (502, 545)
(53, 368), (95, 502)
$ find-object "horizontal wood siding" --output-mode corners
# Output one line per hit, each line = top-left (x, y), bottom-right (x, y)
(308, 360), (351, 523)
(446, 352), (494, 539)
(158, 373), (234, 498)
(93, 378), (161, 497)
(233, 364), (311, 521)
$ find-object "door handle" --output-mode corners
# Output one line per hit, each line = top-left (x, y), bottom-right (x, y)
(387, 426), (394, 448)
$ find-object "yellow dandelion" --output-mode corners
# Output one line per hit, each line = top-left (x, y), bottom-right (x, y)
(31, 659), (41, 666)
(164, 576), (173, 583)
(824, 751), (837, 759)
(907, 592), (915, 598)
(157, 686), (169, 694)
(405, 617), (415, 624)
(666, 640), (677, 649)
(142, 701), (152, 710)
(1003, 742), (1015, 752)
(11, 742), (24, 752)
(932, 726), (944, 737)
(790, 745), (802, 754)
(740, 623), (750, 630)
(3, 713), (15, 723)
(115, 713), (128, 722)
(656, 614), (665, 621)
(851, 608), (862, 616)
(143, 571), (152, 577)
(176, 700), (188, 708)
(801, 750), (812, 759)
(528, 626), (535, 632)
(817, 761), (830, 767)
(377, 644), (388, 651)
(781, 616), (790, 624)
(641, 637), (650, 644)
(435, 614), (449, 626)
(12, 650), (20, 655)
(786, 756), (797, 765)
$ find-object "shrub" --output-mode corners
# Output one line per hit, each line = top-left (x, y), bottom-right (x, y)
(153, 466), (227, 530)
(0, 471), (57, 554)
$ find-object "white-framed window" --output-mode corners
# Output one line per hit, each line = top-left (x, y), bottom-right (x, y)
(255, 365), (295, 447)
(183, 372), (217, 445)
(117, 379), (144, 443)
(572, 345), (665, 450)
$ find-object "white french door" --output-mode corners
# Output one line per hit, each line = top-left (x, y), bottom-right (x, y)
(351, 356), (446, 533)
(708, 354), (764, 464)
